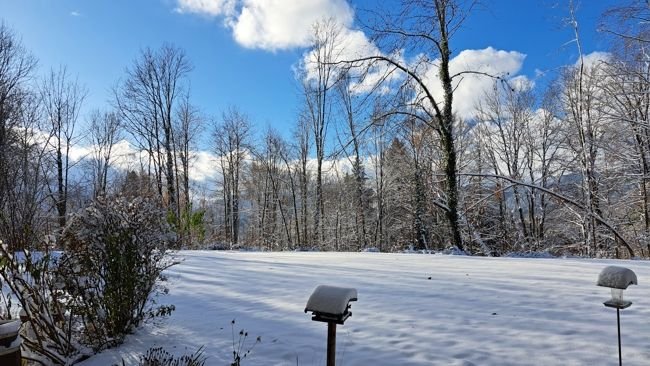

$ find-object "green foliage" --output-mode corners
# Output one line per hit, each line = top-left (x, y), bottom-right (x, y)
(189, 210), (206, 244)
(167, 208), (179, 232)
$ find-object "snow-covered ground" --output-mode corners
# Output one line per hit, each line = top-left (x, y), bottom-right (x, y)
(81, 251), (650, 366)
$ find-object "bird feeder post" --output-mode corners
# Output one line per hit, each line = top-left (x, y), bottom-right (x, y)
(597, 266), (637, 366)
(327, 322), (336, 366)
(305, 285), (358, 366)
(616, 307), (622, 366)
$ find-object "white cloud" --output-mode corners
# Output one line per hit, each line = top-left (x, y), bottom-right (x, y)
(300, 26), (382, 80)
(175, 0), (236, 17)
(107, 140), (221, 182)
(232, 0), (354, 50)
(510, 75), (535, 92)
(577, 51), (610, 68)
(70, 10), (82, 17)
(60, 138), (220, 182)
(419, 47), (529, 120)
(175, 0), (354, 51)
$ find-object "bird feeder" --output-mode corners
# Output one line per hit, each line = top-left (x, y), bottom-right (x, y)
(305, 285), (358, 366)
(597, 266), (637, 366)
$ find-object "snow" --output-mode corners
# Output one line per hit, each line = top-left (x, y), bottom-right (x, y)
(304, 285), (357, 316)
(597, 266), (638, 289)
(80, 252), (650, 366)
(0, 320), (20, 336)
(0, 336), (21, 356)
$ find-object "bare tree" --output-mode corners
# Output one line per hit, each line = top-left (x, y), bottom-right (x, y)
(344, 0), (491, 251)
(0, 23), (37, 208)
(336, 72), (369, 249)
(601, 0), (650, 45)
(523, 86), (567, 249)
(245, 129), (295, 249)
(370, 103), (388, 251)
(300, 19), (345, 247)
(474, 83), (535, 248)
(40, 66), (86, 234)
(88, 110), (122, 197)
(559, 5), (613, 256)
(175, 94), (203, 246)
(600, 1), (650, 255)
(1, 91), (50, 250)
(116, 44), (192, 224)
(294, 114), (311, 247)
(214, 107), (250, 247)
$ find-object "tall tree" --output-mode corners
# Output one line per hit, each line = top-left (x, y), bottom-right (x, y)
(561, 6), (610, 255)
(88, 110), (122, 197)
(370, 103), (388, 251)
(336, 71), (369, 249)
(294, 114), (311, 247)
(474, 83), (535, 248)
(174, 94), (202, 246)
(40, 66), (85, 233)
(0, 23), (37, 208)
(347, 0), (484, 251)
(116, 44), (192, 224)
(214, 107), (250, 246)
(301, 19), (343, 247)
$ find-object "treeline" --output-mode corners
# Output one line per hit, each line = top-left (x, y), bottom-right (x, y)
(1, 1), (649, 258)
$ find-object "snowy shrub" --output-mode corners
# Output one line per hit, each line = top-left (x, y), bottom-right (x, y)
(0, 245), (94, 365)
(58, 196), (177, 349)
(0, 197), (177, 364)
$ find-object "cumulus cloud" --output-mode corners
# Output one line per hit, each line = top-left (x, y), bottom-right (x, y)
(69, 10), (82, 17)
(577, 51), (610, 68)
(232, 0), (354, 50)
(302, 43), (529, 117)
(300, 25), (384, 80)
(419, 47), (529, 120)
(509, 75), (535, 92)
(175, 0), (354, 51)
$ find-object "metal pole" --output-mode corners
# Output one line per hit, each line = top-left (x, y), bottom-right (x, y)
(617, 308), (622, 366)
(327, 322), (336, 366)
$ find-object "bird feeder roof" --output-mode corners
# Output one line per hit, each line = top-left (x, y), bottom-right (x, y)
(597, 266), (638, 289)
(305, 285), (358, 316)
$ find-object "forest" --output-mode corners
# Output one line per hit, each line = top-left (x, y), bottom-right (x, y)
(1, 0), (649, 264)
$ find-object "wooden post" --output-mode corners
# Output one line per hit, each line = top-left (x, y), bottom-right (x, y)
(327, 322), (336, 366)
(617, 308), (622, 366)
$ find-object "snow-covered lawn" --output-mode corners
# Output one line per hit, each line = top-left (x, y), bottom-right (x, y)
(81, 251), (650, 365)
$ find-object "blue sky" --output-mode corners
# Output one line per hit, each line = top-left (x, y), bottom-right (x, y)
(0, 0), (618, 148)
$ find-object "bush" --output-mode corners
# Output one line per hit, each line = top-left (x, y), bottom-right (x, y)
(0, 245), (93, 364)
(58, 196), (177, 348)
(0, 196), (178, 364)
